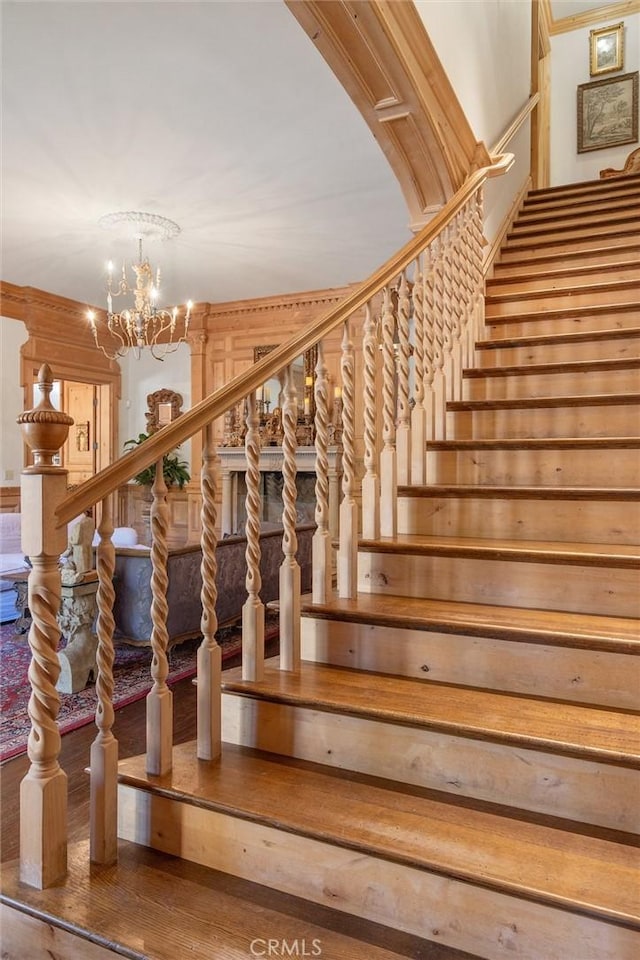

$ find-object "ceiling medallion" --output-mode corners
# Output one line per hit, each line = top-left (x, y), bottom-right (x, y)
(88, 211), (191, 362)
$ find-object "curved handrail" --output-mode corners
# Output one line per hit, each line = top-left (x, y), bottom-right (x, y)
(490, 94), (540, 157)
(56, 152), (513, 527)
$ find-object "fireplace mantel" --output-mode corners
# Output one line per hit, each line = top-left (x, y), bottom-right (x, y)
(218, 445), (342, 537)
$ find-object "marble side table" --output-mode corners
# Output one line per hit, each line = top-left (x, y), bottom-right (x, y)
(0, 570), (31, 634)
(57, 575), (99, 694)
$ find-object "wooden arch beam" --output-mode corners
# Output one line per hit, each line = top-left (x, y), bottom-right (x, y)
(286, 0), (490, 229)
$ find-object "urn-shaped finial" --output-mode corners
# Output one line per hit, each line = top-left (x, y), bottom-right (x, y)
(17, 364), (74, 471)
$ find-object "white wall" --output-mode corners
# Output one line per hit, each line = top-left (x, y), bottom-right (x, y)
(550, 13), (639, 184)
(0, 317), (28, 485)
(118, 341), (192, 466)
(415, 0), (534, 250)
(415, 0), (532, 148)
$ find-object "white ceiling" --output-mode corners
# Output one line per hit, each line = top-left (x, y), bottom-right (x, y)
(2, 1), (625, 314)
(1, 1), (412, 311)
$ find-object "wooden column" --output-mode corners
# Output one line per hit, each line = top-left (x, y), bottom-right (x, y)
(361, 303), (380, 539)
(186, 327), (208, 542)
(146, 459), (173, 776)
(90, 497), (118, 865)
(312, 343), (333, 603)
(242, 394), (264, 681)
(17, 363), (73, 889)
(337, 320), (358, 599)
(197, 424), (222, 761)
(279, 365), (301, 672)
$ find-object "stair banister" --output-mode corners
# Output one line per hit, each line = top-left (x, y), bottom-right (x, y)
(53, 154), (513, 530)
(18, 151), (512, 891)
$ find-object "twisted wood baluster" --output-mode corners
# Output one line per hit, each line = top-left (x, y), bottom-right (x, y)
(432, 236), (448, 440)
(90, 497), (118, 864)
(449, 216), (465, 400)
(380, 285), (398, 537)
(460, 200), (477, 365)
(242, 393), (264, 681)
(472, 188), (486, 343)
(441, 225), (456, 403)
(312, 342), (332, 603)
(361, 302), (380, 538)
(280, 364), (301, 671)
(337, 318), (358, 599)
(146, 458), (173, 776)
(411, 257), (427, 481)
(396, 271), (411, 486)
(422, 248), (437, 443)
(198, 423), (221, 760)
(18, 363), (72, 888)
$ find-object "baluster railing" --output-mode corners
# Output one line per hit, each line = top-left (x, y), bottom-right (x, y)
(411, 256), (427, 480)
(90, 496), (117, 864)
(242, 393), (264, 681)
(147, 459), (172, 776)
(380, 286), (398, 537)
(337, 318), (358, 598)
(197, 424), (221, 760)
(280, 364), (301, 671)
(312, 343), (332, 603)
(422, 250), (437, 443)
(17, 364), (72, 888)
(431, 237), (447, 440)
(361, 303), (380, 538)
(396, 272), (411, 486)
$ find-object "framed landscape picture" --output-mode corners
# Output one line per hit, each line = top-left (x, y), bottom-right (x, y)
(589, 22), (624, 76)
(577, 71), (638, 153)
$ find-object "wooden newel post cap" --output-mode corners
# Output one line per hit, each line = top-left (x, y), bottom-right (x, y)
(17, 364), (74, 471)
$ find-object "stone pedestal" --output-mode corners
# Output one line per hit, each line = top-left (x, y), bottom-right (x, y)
(56, 577), (99, 694)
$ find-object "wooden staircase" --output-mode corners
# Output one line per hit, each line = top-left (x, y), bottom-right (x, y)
(116, 177), (640, 959)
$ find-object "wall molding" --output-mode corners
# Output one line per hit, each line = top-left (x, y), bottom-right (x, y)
(549, 0), (640, 35)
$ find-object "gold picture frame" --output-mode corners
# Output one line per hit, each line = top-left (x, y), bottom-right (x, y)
(577, 72), (638, 154)
(589, 22), (624, 77)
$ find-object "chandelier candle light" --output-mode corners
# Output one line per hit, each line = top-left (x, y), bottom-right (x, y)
(87, 211), (192, 361)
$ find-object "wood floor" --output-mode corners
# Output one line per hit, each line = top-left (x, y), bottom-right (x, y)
(1, 667), (482, 960)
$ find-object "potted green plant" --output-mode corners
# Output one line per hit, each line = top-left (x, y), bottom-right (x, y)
(124, 432), (191, 489)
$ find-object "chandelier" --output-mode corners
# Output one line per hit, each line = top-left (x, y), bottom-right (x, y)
(87, 212), (193, 361)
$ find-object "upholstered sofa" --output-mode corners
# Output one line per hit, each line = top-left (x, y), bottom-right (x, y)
(0, 513), (29, 623)
(112, 523), (315, 647)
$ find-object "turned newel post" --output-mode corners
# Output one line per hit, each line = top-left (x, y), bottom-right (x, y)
(17, 363), (73, 889)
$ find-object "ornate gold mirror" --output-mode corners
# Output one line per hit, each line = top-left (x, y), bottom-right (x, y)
(145, 388), (183, 434)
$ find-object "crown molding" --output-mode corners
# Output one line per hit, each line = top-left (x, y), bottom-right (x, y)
(549, 0), (640, 35)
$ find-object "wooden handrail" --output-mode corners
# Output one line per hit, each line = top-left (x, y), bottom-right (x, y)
(56, 153), (513, 527)
(490, 94), (540, 157)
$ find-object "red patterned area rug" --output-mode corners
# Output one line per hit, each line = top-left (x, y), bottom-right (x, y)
(0, 616), (277, 763)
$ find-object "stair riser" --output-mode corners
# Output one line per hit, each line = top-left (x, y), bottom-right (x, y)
(505, 221), (637, 248)
(301, 618), (639, 709)
(485, 286), (636, 317)
(426, 447), (640, 487)
(463, 368), (640, 400)
(118, 785), (636, 960)
(476, 335), (640, 366)
(486, 310), (640, 338)
(525, 180), (640, 206)
(487, 265), (638, 296)
(499, 232), (638, 261)
(449, 403), (636, 440)
(397, 495), (639, 544)
(493, 247), (640, 277)
(520, 194), (640, 218)
(222, 697), (639, 833)
(513, 208), (638, 231)
(358, 552), (640, 617)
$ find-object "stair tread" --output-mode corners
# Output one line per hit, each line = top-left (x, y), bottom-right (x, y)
(526, 175), (640, 200)
(398, 483), (640, 500)
(485, 301), (640, 323)
(486, 278), (640, 304)
(476, 327), (640, 350)
(300, 593), (640, 652)
(427, 436), (640, 449)
(464, 357), (640, 378)
(1, 840), (447, 960)
(119, 741), (640, 927)
(489, 257), (640, 284)
(448, 392), (639, 410)
(359, 533), (640, 566)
